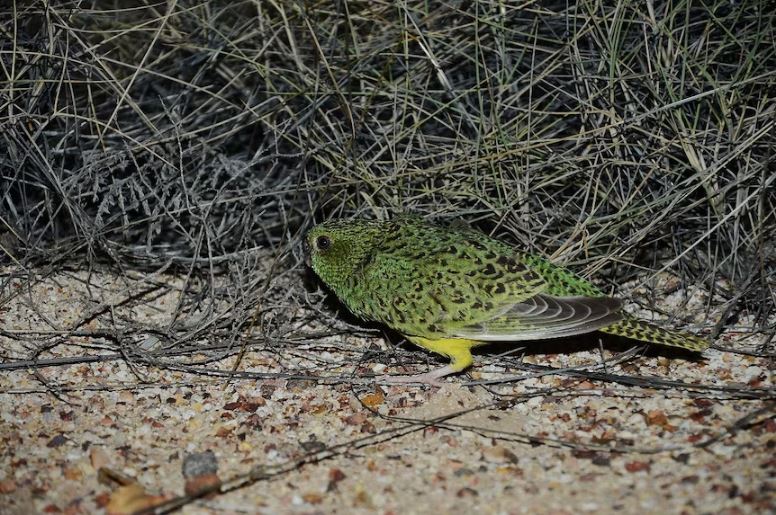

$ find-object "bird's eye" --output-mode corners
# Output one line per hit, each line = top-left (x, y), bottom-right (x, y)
(315, 235), (332, 251)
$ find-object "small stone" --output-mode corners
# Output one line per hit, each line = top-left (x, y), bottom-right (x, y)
(645, 410), (669, 427)
(222, 395), (264, 412)
(481, 445), (519, 464)
(344, 413), (368, 426)
(286, 379), (316, 392)
(300, 438), (326, 453)
(352, 486), (374, 508)
(302, 492), (323, 504)
(0, 479), (17, 494)
(182, 450), (218, 478)
(47, 434), (68, 448)
(259, 384), (276, 399)
(327, 468), (346, 491)
(90, 447), (111, 470)
(743, 366), (763, 382)
(673, 453), (691, 464)
(625, 461), (651, 473)
(182, 451), (221, 498)
(63, 467), (83, 481)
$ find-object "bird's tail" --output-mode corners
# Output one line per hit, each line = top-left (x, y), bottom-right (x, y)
(600, 317), (709, 352)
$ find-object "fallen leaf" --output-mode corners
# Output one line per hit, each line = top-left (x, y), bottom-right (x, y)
(105, 483), (169, 515)
(362, 390), (384, 409)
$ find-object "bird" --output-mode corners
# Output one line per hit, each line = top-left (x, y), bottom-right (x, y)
(304, 216), (709, 384)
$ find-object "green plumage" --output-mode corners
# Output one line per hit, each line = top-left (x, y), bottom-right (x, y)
(305, 217), (709, 382)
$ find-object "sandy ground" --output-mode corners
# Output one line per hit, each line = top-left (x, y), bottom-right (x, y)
(0, 267), (773, 514)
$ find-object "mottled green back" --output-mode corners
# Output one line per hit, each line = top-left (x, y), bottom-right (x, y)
(518, 253), (604, 297)
(307, 217), (613, 339)
(350, 220), (547, 337)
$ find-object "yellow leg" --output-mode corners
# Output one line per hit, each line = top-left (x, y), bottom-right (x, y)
(380, 336), (479, 385)
(409, 336), (477, 372)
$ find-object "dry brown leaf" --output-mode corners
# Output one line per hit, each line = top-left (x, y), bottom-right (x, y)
(105, 483), (169, 515)
(362, 389), (384, 409)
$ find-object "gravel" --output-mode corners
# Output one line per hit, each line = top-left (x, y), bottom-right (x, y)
(0, 268), (773, 514)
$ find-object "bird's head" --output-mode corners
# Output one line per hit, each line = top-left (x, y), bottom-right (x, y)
(304, 219), (387, 292)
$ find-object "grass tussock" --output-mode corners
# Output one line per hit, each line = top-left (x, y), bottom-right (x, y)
(1, 1), (774, 342)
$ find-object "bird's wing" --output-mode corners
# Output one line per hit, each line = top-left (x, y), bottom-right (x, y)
(400, 242), (624, 340)
(450, 293), (623, 341)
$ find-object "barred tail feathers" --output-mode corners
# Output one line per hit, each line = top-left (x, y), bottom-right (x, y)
(600, 317), (709, 352)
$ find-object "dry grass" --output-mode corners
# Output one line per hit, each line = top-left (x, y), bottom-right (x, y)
(2, 2), (774, 342)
